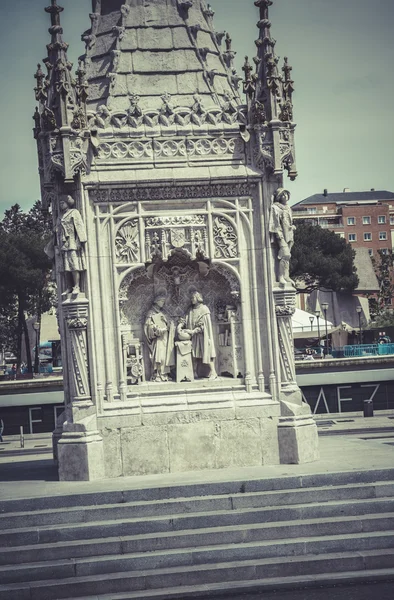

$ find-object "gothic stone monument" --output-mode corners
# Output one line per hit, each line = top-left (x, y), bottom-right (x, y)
(34, 0), (319, 481)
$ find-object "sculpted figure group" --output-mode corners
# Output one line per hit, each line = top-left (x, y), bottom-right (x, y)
(144, 291), (217, 382)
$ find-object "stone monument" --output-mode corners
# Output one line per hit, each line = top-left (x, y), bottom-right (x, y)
(33, 0), (319, 481)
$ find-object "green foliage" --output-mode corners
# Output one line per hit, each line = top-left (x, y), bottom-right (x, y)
(0, 202), (54, 370)
(290, 223), (359, 293)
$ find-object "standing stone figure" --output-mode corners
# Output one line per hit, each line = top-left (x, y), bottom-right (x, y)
(57, 195), (87, 295)
(186, 291), (217, 379)
(269, 188), (296, 287)
(144, 294), (175, 382)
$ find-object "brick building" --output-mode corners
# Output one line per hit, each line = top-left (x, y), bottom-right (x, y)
(292, 190), (394, 257)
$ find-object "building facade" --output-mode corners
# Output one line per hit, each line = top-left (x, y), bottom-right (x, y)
(292, 190), (394, 257)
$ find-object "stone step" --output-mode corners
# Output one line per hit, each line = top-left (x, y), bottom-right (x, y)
(2, 495), (394, 548)
(1, 549), (393, 600)
(1, 480), (393, 532)
(1, 467), (393, 514)
(0, 513), (393, 567)
(59, 567), (394, 600)
(0, 530), (393, 585)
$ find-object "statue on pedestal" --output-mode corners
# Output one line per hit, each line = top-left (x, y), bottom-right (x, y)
(186, 291), (217, 379)
(269, 188), (296, 287)
(57, 195), (87, 295)
(144, 293), (175, 382)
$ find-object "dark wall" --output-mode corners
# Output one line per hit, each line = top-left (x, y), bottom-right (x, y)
(0, 404), (63, 436)
(302, 380), (394, 414)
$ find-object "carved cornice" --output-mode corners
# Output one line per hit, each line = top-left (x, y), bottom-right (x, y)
(96, 137), (245, 163)
(89, 182), (257, 204)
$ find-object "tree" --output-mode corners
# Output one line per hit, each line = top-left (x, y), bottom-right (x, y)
(368, 250), (394, 320)
(290, 223), (359, 293)
(0, 202), (54, 372)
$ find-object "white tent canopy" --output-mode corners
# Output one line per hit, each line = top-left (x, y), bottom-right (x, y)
(292, 308), (333, 339)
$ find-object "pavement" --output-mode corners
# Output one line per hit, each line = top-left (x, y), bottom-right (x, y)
(0, 411), (393, 502)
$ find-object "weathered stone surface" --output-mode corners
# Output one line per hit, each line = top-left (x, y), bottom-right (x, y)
(261, 417), (280, 465)
(278, 417), (320, 464)
(57, 432), (105, 481)
(215, 419), (263, 469)
(137, 28), (173, 50)
(102, 428), (122, 479)
(168, 421), (216, 472)
(121, 426), (170, 476)
(121, 29), (138, 51)
(132, 50), (201, 73)
(127, 73), (178, 97)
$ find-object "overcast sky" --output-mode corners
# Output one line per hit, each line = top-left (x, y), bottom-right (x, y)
(0, 0), (392, 216)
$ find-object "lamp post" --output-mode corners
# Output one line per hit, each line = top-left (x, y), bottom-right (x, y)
(315, 310), (321, 356)
(356, 306), (362, 345)
(33, 321), (40, 375)
(321, 302), (329, 357)
(309, 316), (314, 332)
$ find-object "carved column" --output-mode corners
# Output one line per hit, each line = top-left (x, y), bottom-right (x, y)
(56, 297), (105, 481)
(273, 289), (319, 464)
(63, 298), (92, 404)
(274, 289), (297, 389)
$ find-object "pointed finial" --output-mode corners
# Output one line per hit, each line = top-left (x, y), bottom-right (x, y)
(45, 0), (64, 26)
(75, 59), (89, 105)
(242, 57), (256, 98)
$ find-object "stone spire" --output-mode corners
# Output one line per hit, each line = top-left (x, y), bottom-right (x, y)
(81, 0), (242, 115)
(243, 0), (297, 180)
(33, 1), (91, 197)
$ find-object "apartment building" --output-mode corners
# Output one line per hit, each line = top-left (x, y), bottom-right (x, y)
(292, 189), (394, 257)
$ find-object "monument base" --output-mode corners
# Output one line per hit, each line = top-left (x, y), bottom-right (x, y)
(57, 430), (105, 481)
(278, 415), (320, 464)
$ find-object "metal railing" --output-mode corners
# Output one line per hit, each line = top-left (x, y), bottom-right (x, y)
(295, 343), (394, 360)
(343, 344), (394, 357)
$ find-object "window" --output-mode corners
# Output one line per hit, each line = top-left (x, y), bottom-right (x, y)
(381, 248), (388, 255)
(54, 406), (65, 427)
(348, 233), (356, 242)
(28, 407), (42, 434)
(363, 216), (371, 225)
(378, 215), (386, 224)
(368, 249), (373, 256)
(379, 231), (387, 240)
(347, 217), (355, 225)
(307, 208), (317, 214)
(335, 232), (345, 239)
(390, 215), (394, 225)
(364, 232), (372, 241)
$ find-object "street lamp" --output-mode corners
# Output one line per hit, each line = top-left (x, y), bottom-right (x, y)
(321, 302), (329, 357)
(356, 306), (362, 345)
(309, 316), (314, 332)
(315, 310), (321, 341)
(33, 321), (40, 375)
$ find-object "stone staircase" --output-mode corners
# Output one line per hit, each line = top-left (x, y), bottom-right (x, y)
(0, 469), (394, 600)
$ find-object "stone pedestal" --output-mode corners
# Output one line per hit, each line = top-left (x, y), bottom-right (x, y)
(278, 415), (320, 464)
(57, 429), (105, 481)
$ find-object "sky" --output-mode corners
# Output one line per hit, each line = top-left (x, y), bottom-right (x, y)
(0, 0), (393, 216)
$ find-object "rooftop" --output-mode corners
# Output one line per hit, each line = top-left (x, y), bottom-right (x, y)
(82, 0), (242, 113)
(293, 190), (394, 208)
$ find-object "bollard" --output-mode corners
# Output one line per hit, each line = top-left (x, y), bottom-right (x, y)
(363, 400), (374, 418)
(20, 425), (24, 448)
